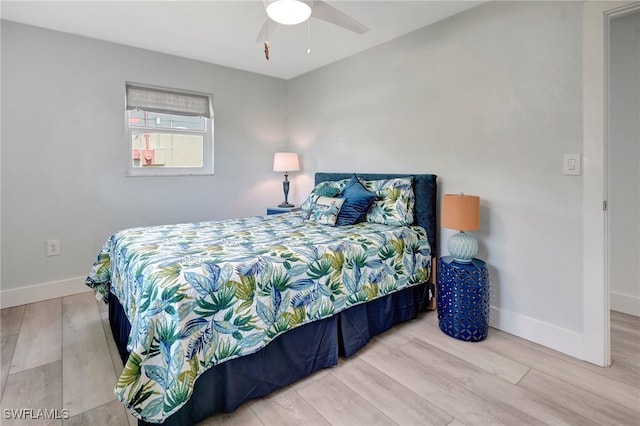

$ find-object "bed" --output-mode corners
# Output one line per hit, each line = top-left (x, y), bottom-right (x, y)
(86, 172), (438, 425)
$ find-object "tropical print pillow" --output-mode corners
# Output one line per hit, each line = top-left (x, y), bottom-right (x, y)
(301, 179), (349, 212)
(305, 196), (345, 226)
(362, 177), (415, 226)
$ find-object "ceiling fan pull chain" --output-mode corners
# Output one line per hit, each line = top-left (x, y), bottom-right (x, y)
(307, 19), (311, 55)
(264, 8), (270, 60)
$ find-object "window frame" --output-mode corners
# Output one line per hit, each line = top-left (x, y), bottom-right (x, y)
(125, 82), (214, 177)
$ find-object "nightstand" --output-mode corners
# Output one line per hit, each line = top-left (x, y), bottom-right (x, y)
(437, 256), (490, 341)
(266, 206), (302, 215)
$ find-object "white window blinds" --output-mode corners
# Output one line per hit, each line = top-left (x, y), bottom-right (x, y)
(126, 84), (212, 118)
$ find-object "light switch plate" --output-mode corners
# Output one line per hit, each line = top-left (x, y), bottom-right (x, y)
(563, 153), (581, 176)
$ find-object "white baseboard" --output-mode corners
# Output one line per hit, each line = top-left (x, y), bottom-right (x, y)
(611, 291), (640, 316)
(0, 277), (91, 309)
(490, 306), (584, 361)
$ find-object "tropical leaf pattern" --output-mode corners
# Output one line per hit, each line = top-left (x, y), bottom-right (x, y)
(305, 196), (345, 226)
(363, 177), (416, 226)
(300, 179), (350, 212)
(85, 211), (431, 423)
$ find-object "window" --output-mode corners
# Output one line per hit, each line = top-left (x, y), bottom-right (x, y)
(125, 83), (213, 176)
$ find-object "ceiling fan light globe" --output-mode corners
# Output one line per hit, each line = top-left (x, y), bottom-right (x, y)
(266, 0), (312, 25)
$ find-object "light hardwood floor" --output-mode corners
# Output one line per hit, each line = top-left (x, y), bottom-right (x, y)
(1, 292), (638, 425)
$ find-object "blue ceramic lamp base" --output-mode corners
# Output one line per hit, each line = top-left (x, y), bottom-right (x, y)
(447, 231), (478, 263)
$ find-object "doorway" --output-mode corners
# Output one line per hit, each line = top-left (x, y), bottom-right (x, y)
(583, 1), (639, 367)
(608, 9), (640, 319)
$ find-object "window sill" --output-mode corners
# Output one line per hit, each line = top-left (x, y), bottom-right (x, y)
(126, 169), (215, 177)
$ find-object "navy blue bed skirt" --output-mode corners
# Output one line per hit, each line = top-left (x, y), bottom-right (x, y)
(109, 282), (430, 425)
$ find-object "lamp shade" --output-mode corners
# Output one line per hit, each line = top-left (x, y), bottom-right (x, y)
(273, 152), (300, 172)
(441, 194), (480, 231)
(266, 0), (312, 25)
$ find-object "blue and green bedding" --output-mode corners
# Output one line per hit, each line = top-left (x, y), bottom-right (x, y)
(86, 211), (431, 423)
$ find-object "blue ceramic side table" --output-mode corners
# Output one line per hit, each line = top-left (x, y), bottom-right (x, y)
(437, 256), (490, 341)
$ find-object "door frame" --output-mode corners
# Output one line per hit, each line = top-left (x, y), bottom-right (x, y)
(583, 1), (639, 367)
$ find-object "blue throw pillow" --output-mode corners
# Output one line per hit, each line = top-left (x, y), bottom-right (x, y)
(336, 175), (377, 226)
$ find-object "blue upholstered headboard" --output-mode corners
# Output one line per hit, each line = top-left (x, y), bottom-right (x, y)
(314, 173), (438, 256)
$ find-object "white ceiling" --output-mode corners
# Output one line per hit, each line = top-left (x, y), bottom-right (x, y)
(1, 0), (484, 80)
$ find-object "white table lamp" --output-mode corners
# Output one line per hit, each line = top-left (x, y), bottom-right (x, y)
(273, 152), (300, 207)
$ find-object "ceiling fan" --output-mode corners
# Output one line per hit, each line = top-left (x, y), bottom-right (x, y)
(258, 0), (369, 60)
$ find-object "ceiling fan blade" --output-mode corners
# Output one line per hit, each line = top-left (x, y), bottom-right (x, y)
(255, 18), (280, 42)
(311, 0), (369, 35)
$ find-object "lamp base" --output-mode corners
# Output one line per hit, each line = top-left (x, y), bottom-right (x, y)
(447, 231), (478, 263)
(278, 202), (294, 208)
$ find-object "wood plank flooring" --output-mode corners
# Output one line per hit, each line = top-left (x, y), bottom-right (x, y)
(0, 292), (638, 425)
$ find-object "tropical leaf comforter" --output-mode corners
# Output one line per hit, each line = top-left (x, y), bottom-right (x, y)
(86, 211), (431, 423)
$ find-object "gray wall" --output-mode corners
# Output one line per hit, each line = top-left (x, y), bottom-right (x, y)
(288, 1), (585, 335)
(1, 21), (288, 290)
(610, 11), (640, 316)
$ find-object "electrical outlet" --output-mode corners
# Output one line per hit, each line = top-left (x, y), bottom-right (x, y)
(46, 239), (60, 256)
